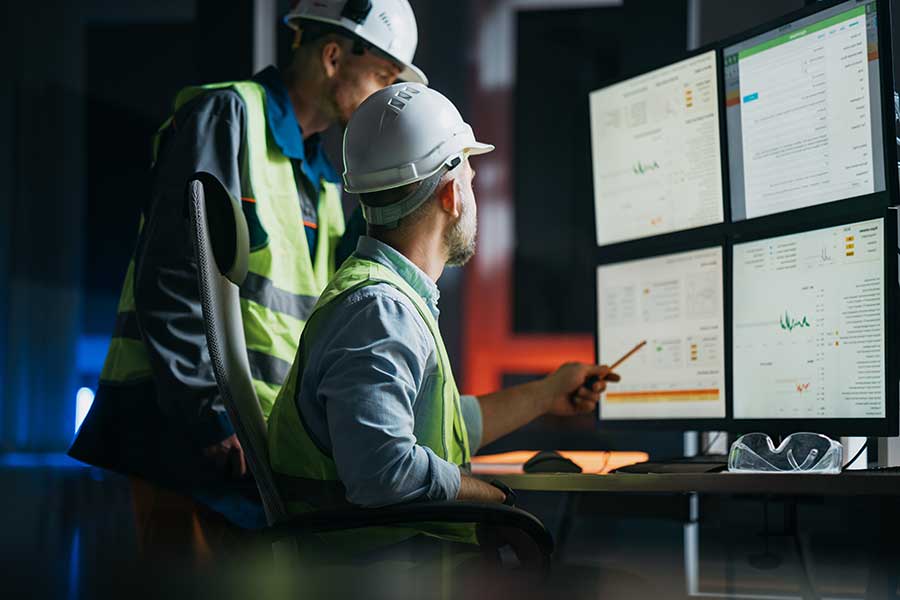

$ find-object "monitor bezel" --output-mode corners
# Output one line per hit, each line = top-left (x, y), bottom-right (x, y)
(719, 0), (898, 226)
(593, 237), (731, 431)
(588, 45), (731, 250)
(727, 209), (898, 437)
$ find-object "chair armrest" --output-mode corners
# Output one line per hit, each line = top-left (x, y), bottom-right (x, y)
(264, 501), (553, 561)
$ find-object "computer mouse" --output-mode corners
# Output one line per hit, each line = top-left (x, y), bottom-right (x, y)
(523, 450), (583, 474)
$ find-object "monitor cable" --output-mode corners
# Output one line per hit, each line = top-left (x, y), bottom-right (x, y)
(700, 431), (724, 456)
(841, 440), (868, 472)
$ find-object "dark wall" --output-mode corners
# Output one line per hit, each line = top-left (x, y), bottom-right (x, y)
(83, 24), (198, 330)
(84, 1), (254, 333)
(513, 0), (689, 334)
(694, 0), (805, 46)
(1, 0), (253, 451)
(2, 0), (86, 450)
(0, 0), (14, 450)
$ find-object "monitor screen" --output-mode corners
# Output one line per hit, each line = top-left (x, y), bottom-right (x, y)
(597, 247), (726, 420)
(733, 217), (886, 420)
(589, 50), (725, 246)
(725, 0), (886, 221)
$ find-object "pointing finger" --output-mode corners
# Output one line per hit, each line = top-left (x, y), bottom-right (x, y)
(586, 364), (612, 379)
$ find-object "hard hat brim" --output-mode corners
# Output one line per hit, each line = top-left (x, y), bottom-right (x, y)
(285, 13), (428, 86)
(398, 62), (428, 86)
(466, 142), (495, 156)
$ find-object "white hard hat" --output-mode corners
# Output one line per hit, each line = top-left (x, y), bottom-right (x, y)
(285, 0), (427, 85)
(343, 83), (494, 226)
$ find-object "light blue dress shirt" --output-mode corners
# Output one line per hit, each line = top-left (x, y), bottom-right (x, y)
(295, 236), (483, 508)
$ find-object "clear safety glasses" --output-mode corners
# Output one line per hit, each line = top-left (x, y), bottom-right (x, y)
(728, 432), (843, 474)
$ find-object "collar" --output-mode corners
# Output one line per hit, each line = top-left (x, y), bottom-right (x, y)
(355, 236), (441, 318)
(252, 66), (340, 192)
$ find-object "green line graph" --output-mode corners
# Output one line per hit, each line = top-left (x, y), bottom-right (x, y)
(633, 160), (660, 175)
(779, 311), (811, 332)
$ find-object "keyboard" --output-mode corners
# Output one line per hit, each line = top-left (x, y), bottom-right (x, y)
(612, 461), (727, 474)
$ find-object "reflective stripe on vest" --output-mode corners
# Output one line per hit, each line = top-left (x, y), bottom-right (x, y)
(99, 80), (344, 420)
(267, 256), (475, 550)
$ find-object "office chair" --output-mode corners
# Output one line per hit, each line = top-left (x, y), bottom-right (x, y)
(186, 172), (554, 570)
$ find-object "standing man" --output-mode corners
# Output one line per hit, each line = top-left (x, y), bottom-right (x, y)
(267, 83), (620, 558)
(69, 0), (425, 556)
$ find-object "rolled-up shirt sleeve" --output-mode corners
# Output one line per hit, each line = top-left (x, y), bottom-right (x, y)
(314, 289), (462, 508)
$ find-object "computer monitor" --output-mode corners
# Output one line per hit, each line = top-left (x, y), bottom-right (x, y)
(596, 246), (727, 425)
(589, 50), (725, 247)
(724, 0), (892, 222)
(732, 215), (898, 435)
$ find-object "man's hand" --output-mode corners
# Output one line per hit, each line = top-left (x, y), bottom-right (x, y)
(542, 362), (620, 416)
(477, 363), (622, 447)
(202, 433), (247, 479)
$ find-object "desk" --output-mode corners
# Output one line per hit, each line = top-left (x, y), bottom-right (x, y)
(476, 465), (900, 597)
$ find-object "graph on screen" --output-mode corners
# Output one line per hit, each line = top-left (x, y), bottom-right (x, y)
(780, 311), (811, 332)
(733, 218), (886, 419)
(597, 247), (726, 420)
(725, 0), (886, 220)
(590, 50), (725, 246)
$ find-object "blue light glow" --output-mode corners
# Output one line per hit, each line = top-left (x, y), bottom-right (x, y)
(76, 335), (110, 374)
(74, 388), (95, 434)
(68, 528), (81, 600)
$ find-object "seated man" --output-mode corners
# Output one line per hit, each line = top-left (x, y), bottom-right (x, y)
(267, 83), (619, 556)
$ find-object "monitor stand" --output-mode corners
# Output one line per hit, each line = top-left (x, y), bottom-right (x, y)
(847, 437), (900, 472)
(681, 430), (729, 462)
(877, 437), (900, 468)
(684, 431), (698, 458)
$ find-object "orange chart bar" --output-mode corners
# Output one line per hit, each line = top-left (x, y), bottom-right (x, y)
(606, 389), (721, 403)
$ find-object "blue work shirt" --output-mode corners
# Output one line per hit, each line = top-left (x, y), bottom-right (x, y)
(253, 66), (341, 259)
(295, 236), (484, 508)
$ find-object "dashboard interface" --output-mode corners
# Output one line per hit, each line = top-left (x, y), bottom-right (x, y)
(590, 50), (725, 246)
(597, 247), (726, 420)
(732, 218), (886, 419)
(725, 0), (886, 221)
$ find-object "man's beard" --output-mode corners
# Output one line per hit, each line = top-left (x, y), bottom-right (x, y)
(445, 199), (477, 267)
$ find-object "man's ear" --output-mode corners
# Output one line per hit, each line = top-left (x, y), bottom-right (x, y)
(320, 40), (344, 78)
(437, 177), (461, 218)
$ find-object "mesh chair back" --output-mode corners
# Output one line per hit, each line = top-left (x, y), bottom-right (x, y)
(187, 173), (289, 525)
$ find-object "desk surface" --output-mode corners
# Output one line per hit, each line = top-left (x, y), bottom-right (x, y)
(482, 471), (900, 496)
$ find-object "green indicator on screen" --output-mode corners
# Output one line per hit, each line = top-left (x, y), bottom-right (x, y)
(780, 311), (811, 332)
(738, 5), (866, 61)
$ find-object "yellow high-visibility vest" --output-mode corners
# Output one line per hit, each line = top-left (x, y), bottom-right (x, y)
(100, 80), (345, 418)
(268, 256), (475, 553)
